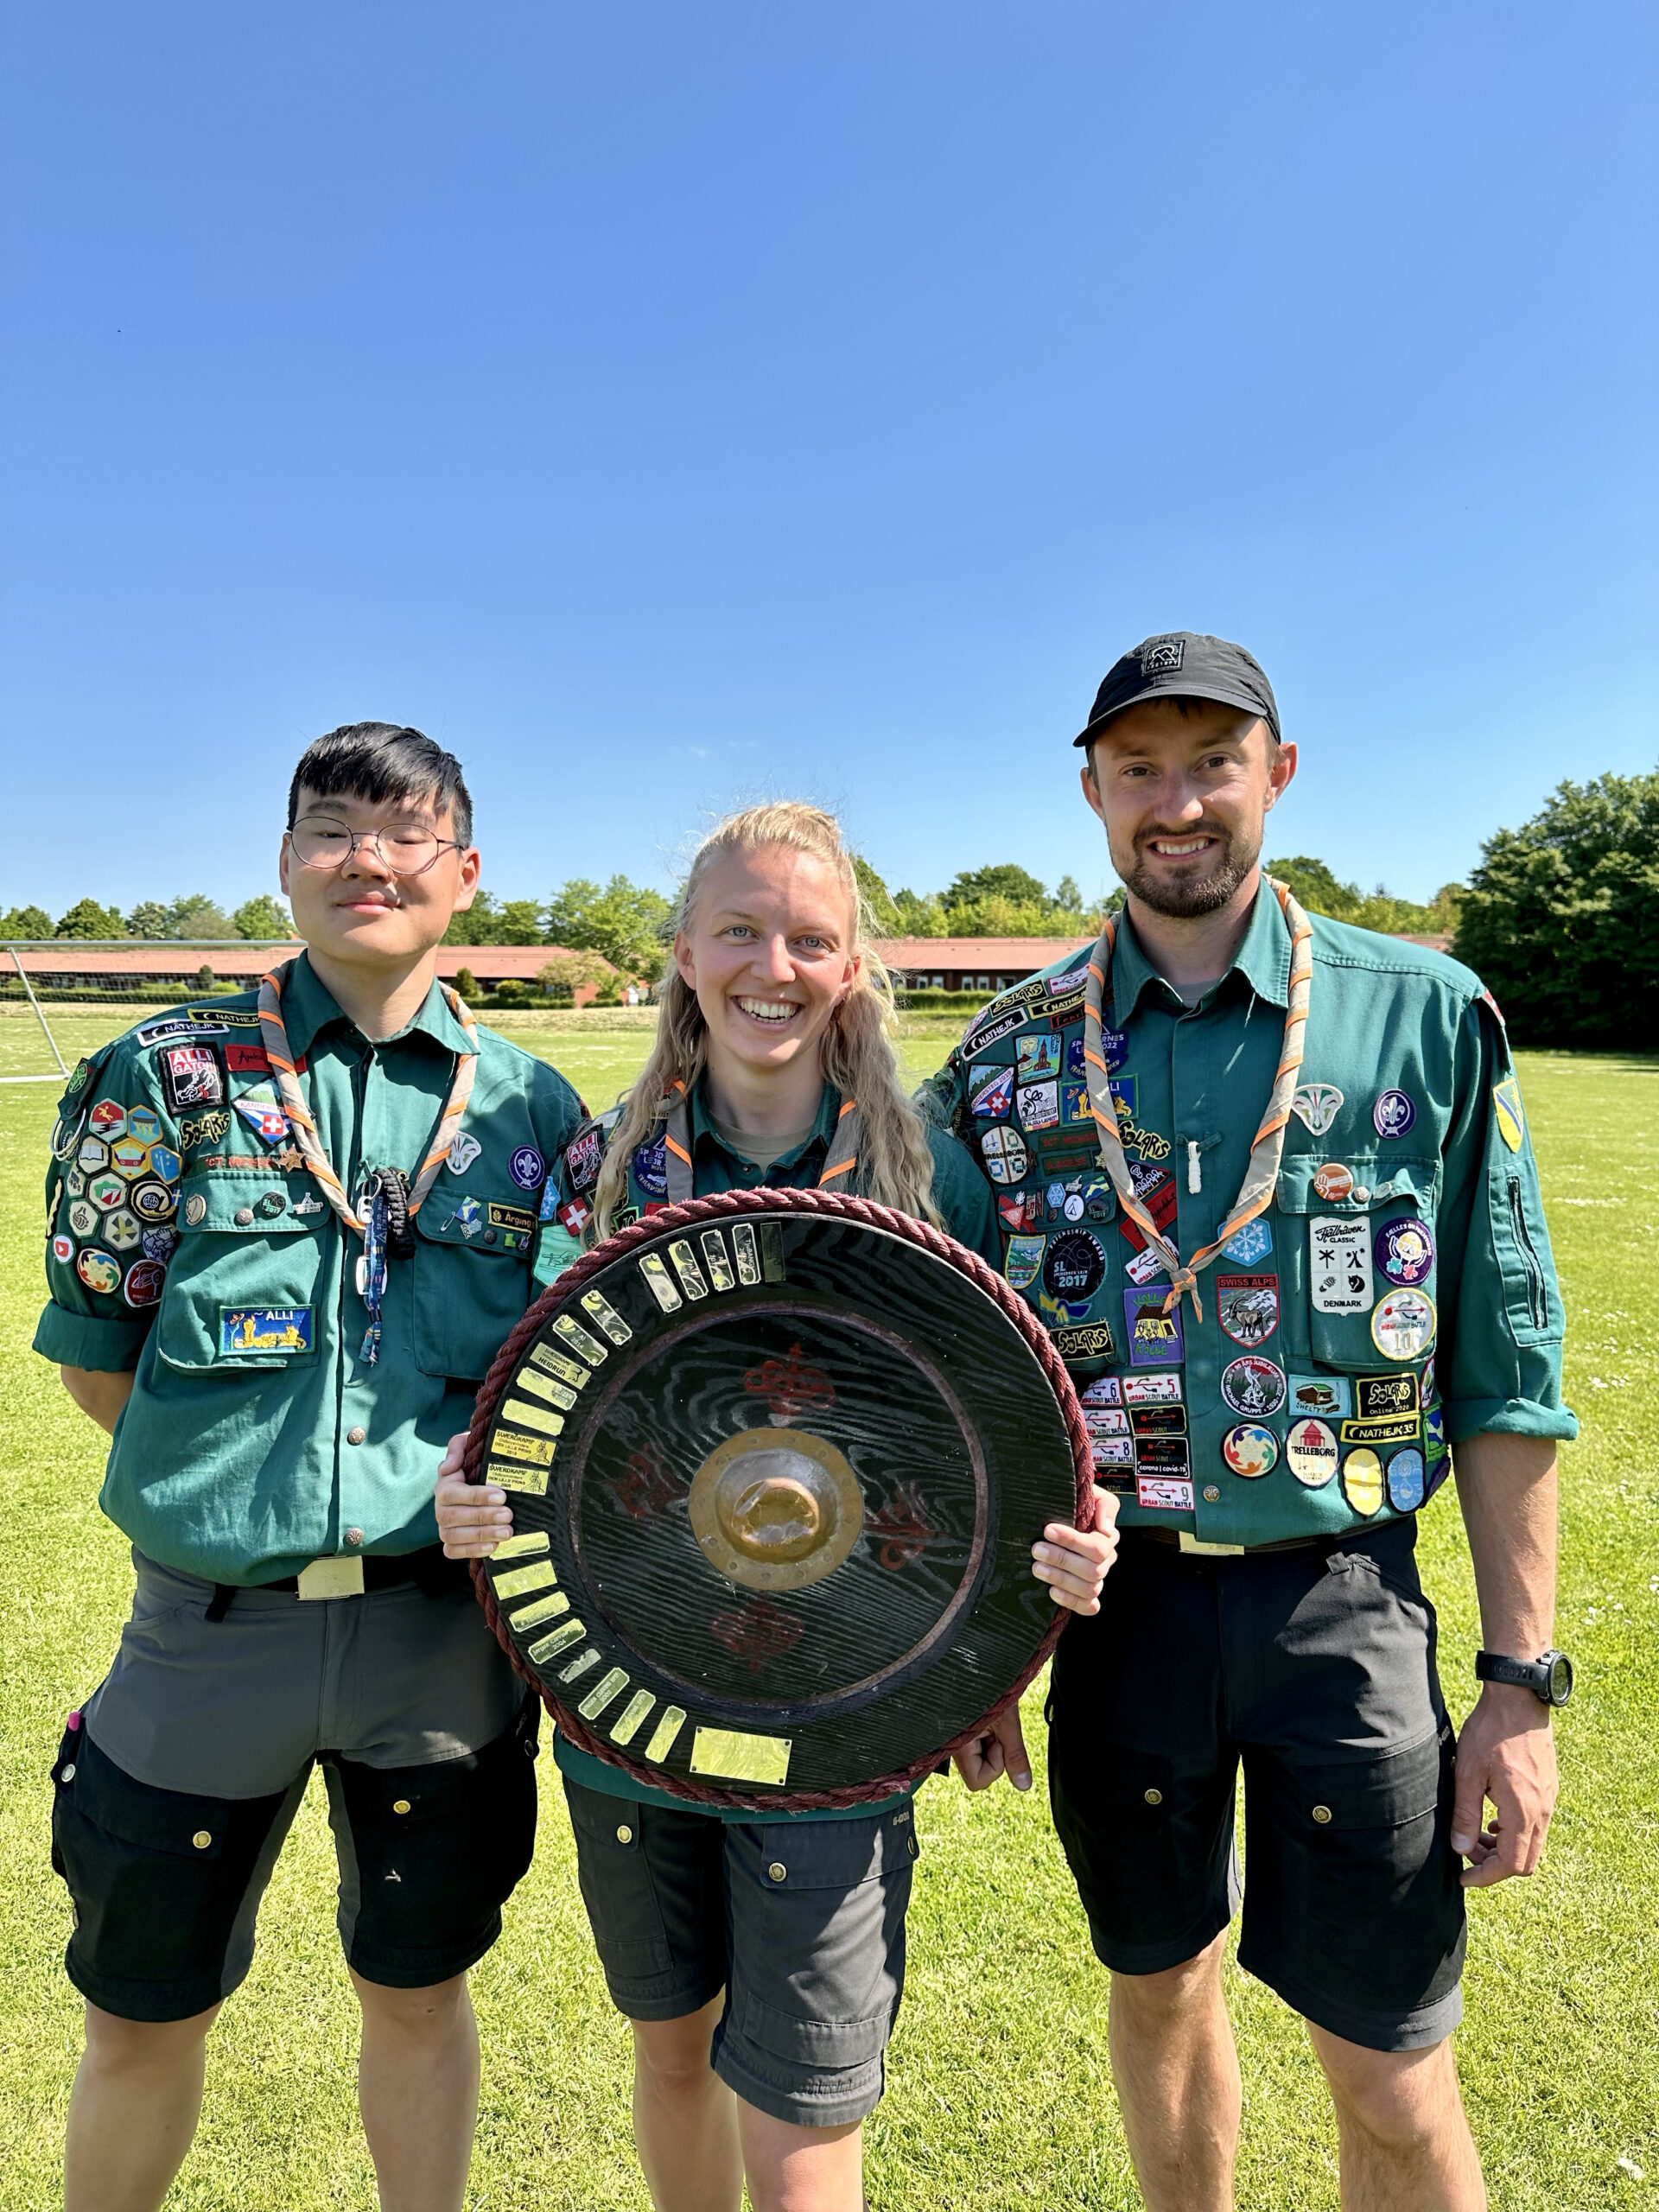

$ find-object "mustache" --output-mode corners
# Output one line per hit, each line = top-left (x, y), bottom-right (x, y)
(1135, 822), (1231, 852)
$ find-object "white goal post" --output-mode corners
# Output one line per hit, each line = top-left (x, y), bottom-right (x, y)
(0, 939), (301, 1084)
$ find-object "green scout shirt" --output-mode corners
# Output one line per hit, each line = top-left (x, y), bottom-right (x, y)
(542, 1075), (1001, 1822)
(35, 956), (584, 1585)
(919, 893), (1576, 1551)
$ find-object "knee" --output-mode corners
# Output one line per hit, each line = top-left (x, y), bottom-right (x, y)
(351, 1968), (472, 2041)
(82, 2000), (220, 2070)
(1109, 1930), (1228, 2025)
(1319, 2034), (1455, 2149)
(632, 2013), (719, 2101)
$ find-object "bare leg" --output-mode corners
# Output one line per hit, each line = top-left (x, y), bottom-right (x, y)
(1307, 2024), (1485, 2212)
(1107, 1931), (1240, 2212)
(64, 2000), (222, 2212)
(630, 2001), (743, 2212)
(352, 1968), (480, 2212)
(739, 2102), (865, 2212)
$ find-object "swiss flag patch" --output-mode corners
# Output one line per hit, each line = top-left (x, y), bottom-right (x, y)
(556, 1197), (593, 1236)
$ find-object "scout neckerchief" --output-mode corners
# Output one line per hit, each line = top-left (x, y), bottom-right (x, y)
(257, 962), (480, 1363)
(654, 1078), (861, 1202)
(1082, 876), (1313, 1325)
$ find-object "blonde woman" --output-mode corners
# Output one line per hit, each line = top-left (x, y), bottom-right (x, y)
(437, 803), (1116, 2212)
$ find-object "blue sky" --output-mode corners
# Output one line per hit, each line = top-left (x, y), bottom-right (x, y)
(3, 2), (1654, 920)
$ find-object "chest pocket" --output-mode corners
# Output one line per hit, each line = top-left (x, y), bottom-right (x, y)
(154, 1173), (327, 1372)
(412, 1202), (533, 1382)
(1272, 1154), (1440, 1370)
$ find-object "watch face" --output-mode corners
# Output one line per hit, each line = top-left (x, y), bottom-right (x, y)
(1545, 1652), (1573, 1705)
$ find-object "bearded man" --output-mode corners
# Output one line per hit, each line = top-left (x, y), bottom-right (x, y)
(921, 632), (1575, 2211)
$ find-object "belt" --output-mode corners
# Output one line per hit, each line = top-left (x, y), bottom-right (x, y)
(1122, 1525), (1347, 1560)
(204, 1545), (469, 1619)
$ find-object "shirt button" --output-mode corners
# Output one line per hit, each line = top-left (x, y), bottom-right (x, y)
(192, 1829), (213, 1850)
(1202, 1485), (1221, 1503)
(616, 1823), (633, 1845)
(346, 1428), (366, 1446)
(234, 1207), (253, 1225)
(392, 1798), (411, 1815)
(767, 1860), (787, 1882)
(1312, 1804), (1333, 1825)
(345, 1527), (364, 1546)
(1143, 1787), (1163, 1806)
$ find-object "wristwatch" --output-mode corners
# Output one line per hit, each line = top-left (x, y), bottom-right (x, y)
(1475, 1649), (1573, 1706)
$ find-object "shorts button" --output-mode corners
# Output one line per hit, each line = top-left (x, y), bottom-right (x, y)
(1202, 1485), (1220, 1503)
(192, 1830), (213, 1849)
(346, 1427), (366, 1446)
(345, 1527), (364, 1547)
(392, 1799), (411, 1815)
(616, 1824), (633, 1844)
(1312, 1803), (1333, 1825)
(234, 1207), (254, 1225)
(60, 1763), (76, 1783)
(767, 1860), (787, 1883)
(1143, 1787), (1163, 1806)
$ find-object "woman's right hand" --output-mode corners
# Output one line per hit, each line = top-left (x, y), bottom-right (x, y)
(435, 1430), (516, 1557)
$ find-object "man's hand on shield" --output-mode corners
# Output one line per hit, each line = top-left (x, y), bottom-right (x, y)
(435, 1430), (516, 1558)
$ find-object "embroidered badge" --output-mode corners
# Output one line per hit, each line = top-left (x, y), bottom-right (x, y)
(1139, 636), (1185, 674)
(1003, 1234), (1046, 1290)
(88, 1099), (126, 1136)
(1043, 1230), (1105, 1307)
(1220, 1356), (1287, 1418)
(126, 1107), (162, 1145)
(510, 1146), (545, 1191)
(1017, 1035), (1061, 1082)
(76, 1249), (121, 1294)
(1341, 1446), (1383, 1516)
(1372, 1089), (1416, 1139)
(1291, 1083), (1344, 1135)
(123, 1259), (168, 1307)
(1309, 1217), (1373, 1313)
(1374, 1217), (1434, 1287)
(1492, 1077), (1524, 1153)
(1370, 1288), (1436, 1361)
(969, 1065), (1014, 1119)
(219, 1306), (315, 1355)
(1221, 1217), (1273, 1264)
(565, 1124), (604, 1192)
(979, 1125), (1030, 1185)
(1216, 1274), (1279, 1347)
(1285, 1418), (1338, 1487)
(1221, 1423), (1277, 1477)
(1123, 1287), (1183, 1365)
(448, 1132), (483, 1175)
(634, 1135), (668, 1198)
(160, 1044), (225, 1113)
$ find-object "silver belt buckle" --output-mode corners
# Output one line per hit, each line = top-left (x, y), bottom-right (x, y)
(1179, 1533), (1246, 1558)
(296, 1557), (366, 1600)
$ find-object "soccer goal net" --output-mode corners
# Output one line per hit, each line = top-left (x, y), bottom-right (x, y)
(0, 940), (301, 1084)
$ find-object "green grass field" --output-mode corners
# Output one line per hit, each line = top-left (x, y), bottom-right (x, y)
(2, 1007), (1655, 2208)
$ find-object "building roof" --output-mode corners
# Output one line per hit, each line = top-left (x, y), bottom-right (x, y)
(876, 937), (1096, 970)
(3, 942), (609, 982)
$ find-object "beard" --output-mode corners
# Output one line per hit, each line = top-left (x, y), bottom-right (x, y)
(1118, 821), (1261, 918)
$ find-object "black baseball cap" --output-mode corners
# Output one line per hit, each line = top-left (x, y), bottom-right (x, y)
(1072, 632), (1281, 748)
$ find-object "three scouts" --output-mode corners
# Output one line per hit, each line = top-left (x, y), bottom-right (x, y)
(35, 647), (1573, 2212)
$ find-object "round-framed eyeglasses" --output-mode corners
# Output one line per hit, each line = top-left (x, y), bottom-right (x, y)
(286, 818), (467, 876)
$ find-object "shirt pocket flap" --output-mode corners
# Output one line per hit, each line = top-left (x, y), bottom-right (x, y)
(1275, 1154), (1440, 1214)
(181, 1176), (325, 1235)
(414, 1199), (534, 1253)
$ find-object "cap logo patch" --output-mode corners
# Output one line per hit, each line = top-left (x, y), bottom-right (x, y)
(1139, 637), (1185, 674)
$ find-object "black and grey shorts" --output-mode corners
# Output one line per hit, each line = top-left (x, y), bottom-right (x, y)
(563, 1776), (918, 2128)
(48, 1548), (539, 2022)
(1047, 1516), (1466, 2054)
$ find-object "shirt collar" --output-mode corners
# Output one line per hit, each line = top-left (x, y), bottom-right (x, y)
(274, 952), (474, 1060)
(1109, 885), (1290, 1026)
(689, 1075), (841, 1170)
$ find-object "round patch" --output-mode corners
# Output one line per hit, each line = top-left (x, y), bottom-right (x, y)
(634, 1135), (669, 1198)
(1374, 1217), (1434, 1287)
(1099, 1026), (1129, 1074)
(1285, 1417), (1339, 1488)
(1063, 1192), (1085, 1222)
(1373, 1090), (1417, 1139)
(67, 1200), (99, 1238)
(123, 1259), (168, 1307)
(1312, 1161), (1354, 1203)
(51, 1232), (74, 1264)
(255, 1191), (288, 1218)
(510, 1145), (546, 1191)
(1342, 1447), (1383, 1516)
(1042, 1230), (1105, 1306)
(184, 1192), (207, 1226)
(76, 1249), (121, 1295)
(979, 1125), (1030, 1185)
(130, 1180), (176, 1221)
(1222, 1423), (1279, 1478)
(1219, 1356), (1287, 1419)
(1386, 1447), (1426, 1511)
(1371, 1288), (1436, 1360)
(142, 1225), (181, 1262)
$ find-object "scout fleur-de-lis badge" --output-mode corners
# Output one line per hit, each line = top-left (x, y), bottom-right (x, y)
(1290, 1082), (1344, 1135)
(1492, 1077), (1525, 1153)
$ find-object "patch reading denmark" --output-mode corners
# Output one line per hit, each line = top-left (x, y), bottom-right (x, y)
(219, 1306), (315, 1355)
(1309, 1217), (1373, 1313)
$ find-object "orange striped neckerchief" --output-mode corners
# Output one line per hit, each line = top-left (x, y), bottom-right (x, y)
(1081, 877), (1313, 1325)
(658, 1079), (860, 1204)
(256, 963), (480, 1237)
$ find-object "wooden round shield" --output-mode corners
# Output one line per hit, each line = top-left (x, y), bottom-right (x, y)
(465, 1188), (1090, 1811)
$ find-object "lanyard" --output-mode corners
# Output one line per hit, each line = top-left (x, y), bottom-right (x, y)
(656, 1082), (861, 1203)
(256, 962), (480, 1239)
(1081, 878), (1313, 1325)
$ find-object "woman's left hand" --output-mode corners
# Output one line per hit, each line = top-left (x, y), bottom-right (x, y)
(1029, 1486), (1119, 1615)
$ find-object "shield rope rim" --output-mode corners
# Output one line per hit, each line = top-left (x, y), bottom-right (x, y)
(465, 1184), (1095, 1812)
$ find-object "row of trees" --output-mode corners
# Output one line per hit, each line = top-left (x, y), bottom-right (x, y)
(1263, 860), (1462, 938)
(0, 893), (294, 941)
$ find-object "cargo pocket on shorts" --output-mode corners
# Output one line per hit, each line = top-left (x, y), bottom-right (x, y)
(1279, 1725), (1463, 2012)
(563, 1780), (676, 1980)
(731, 1808), (918, 2070)
(1047, 1738), (1190, 1937)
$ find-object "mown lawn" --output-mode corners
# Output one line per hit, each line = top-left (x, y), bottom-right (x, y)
(0, 1007), (1654, 2208)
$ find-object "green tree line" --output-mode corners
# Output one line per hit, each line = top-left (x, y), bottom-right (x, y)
(0, 893), (294, 941)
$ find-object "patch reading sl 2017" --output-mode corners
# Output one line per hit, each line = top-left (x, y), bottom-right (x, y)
(473, 1198), (1081, 1809)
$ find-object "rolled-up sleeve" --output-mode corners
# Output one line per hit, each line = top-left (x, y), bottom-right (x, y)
(1434, 999), (1577, 1445)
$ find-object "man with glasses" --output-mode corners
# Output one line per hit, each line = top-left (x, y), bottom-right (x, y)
(35, 722), (585, 2212)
